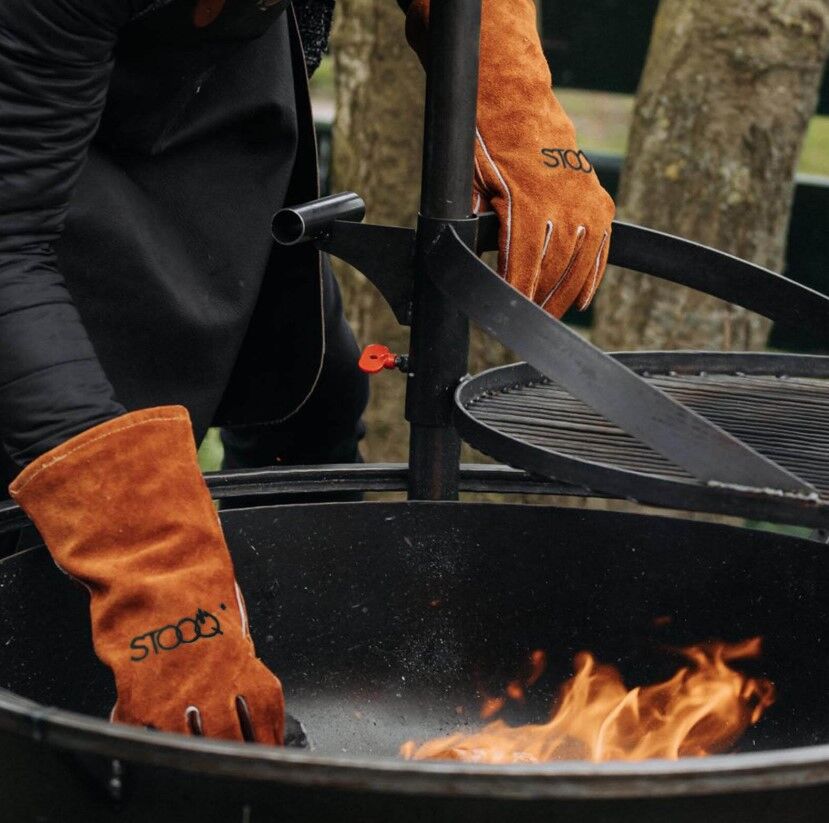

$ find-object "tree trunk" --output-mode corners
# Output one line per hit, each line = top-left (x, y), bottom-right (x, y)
(593, 0), (829, 352)
(329, 0), (423, 462)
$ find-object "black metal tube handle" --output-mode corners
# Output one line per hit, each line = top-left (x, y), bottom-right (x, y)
(272, 192), (366, 246)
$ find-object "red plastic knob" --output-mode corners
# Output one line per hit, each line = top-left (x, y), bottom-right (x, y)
(359, 344), (399, 374)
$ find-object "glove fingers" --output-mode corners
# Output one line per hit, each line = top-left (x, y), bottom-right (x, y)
(113, 698), (191, 738)
(196, 700), (247, 741)
(473, 192), (491, 215)
(544, 229), (607, 319)
(497, 201), (549, 298)
(186, 704), (205, 736)
(236, 673), (286, 746)
(179, 661), (284, 744)
(235, 695), (256, 742)
(233, 659), (285, 745)
(576, 230), (611, 311)
(537, 225), (590, 318)
(190, 693), (282, 743)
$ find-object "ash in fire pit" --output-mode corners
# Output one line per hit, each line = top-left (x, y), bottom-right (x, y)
(401, 639), (776, 763)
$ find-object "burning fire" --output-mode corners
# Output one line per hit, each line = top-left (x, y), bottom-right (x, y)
(401, 639), (775, 763)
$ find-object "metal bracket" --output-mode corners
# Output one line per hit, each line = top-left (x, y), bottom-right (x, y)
(276, 199), (829, 331)
(271, 193), (824, 496)
(316, 221), (415, 326)
(272, 194), (416, 326)
(610, 222), (829, 327)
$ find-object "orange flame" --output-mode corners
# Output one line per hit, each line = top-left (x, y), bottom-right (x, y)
(401, 638), (775, 763)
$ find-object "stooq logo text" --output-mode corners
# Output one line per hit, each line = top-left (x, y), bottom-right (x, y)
(130, 606), (225, 661)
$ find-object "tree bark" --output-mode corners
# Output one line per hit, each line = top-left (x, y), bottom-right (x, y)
(329, 0), (424, 462)
(593, 0), (829, 352)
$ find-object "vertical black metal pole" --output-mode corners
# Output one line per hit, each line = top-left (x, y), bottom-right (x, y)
(406, 0), (482, 501)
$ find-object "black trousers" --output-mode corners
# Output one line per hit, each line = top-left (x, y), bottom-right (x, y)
(220, 268), (369, 504)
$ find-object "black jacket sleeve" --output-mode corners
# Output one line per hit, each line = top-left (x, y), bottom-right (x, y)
(0, 0), (140, 467)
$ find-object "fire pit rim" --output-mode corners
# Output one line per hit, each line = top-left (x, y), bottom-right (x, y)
(3, 689), (829, 801)
(2, 495), (826, 806)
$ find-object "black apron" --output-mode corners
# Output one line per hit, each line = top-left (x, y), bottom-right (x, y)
(55, 0), (325, 442)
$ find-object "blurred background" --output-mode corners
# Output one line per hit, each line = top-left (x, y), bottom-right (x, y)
(202, 0), (829, 471)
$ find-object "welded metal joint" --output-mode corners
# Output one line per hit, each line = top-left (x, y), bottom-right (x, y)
(272, 195), (418, 326)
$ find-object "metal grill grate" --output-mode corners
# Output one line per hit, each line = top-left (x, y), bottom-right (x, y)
(455, 354), (829, 524)
(467, 372), (829, 495)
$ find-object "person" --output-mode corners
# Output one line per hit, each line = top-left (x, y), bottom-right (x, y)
(0, 0), (615, 744)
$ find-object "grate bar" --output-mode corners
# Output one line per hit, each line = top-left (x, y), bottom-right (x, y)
(462, 362), (829, 499)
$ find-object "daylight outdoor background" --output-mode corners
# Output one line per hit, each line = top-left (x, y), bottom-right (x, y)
(199, 1), (829, 486)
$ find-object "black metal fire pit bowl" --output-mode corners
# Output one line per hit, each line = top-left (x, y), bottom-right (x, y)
(3, 0), (829, 820)
(1, 488), (829, 822)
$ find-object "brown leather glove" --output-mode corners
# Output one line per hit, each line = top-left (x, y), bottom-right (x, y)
(407, 0), (615, 318)
(9, 407), (284, 744)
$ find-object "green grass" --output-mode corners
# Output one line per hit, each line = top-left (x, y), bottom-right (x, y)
(743, 521), (815, 539)
(309, 55), (335, 103)
(800, 116), (829, 176)
(555, 89), (633, 158)
(310, 65), (829, 175)
(539, 90), (829, 178)
(197, 427), (224, 473)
